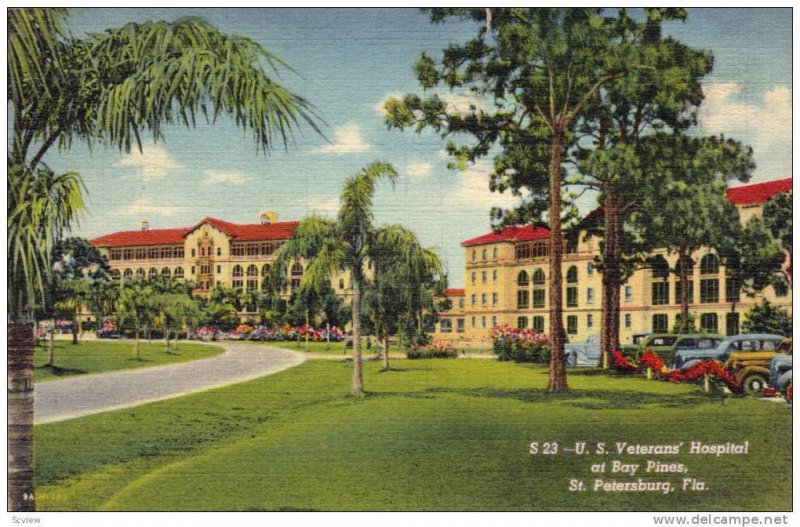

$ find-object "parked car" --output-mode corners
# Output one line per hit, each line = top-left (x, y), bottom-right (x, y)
(631, 333), (650, 347)
(724, 338), (791, 395)
(639, 333), (723, 367)
(769, 338), (793, 394)
(566, 335), (600, 367)
(673, 333), (785, 370)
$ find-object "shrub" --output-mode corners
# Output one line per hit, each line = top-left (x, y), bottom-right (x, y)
(406, 340), (458, 359)
(742, 300), (792, 336)
(489, 325), (550, 363)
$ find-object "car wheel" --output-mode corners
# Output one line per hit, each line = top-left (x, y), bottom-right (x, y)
(742, 373), (768, 396)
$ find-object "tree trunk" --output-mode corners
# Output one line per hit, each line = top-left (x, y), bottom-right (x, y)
(173, 329), (179, 351)
(164, 326), (169, 350)
(351, 279), (364, 396)
(71, 307), (79, 345)
(135, 326), (141, 360)
(600, 184), (622, 368)
(547, 130), (568, 393)
(47, 318), (55, 366)
(382, 330), (390, 371)
(679, 246), (690, 333)
(8, 322), (35, 511)
(305, 309), (310, 350)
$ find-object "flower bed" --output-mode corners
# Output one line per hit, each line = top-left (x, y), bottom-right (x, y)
(190, 324), (345, 342)
(406, 340), (458, 359)
(610, 347), (737, 389)
(490, 325), (550, 363)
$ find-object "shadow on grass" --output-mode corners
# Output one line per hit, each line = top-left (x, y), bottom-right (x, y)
(35, 365), (87, 377)
(126, 358), (154, 362)
(424, 386), (710, 410)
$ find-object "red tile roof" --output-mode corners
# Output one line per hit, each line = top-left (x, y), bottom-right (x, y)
(726, 178), (792, 206)
(444, 288), (465, 296)
(90, 228), (190, 248)
(461, 224), (550, 247)
(187, 217), (299, 241)
(91, 217), (299, 248)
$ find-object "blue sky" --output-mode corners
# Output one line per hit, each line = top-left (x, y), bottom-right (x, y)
(41, 8), (792, 287)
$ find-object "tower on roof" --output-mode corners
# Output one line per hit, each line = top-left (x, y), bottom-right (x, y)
(141, 220), (149, 232)
(259, 211), (278, 225)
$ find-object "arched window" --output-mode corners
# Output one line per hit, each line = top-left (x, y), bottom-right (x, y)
(482, 249), (487, 261)
(700, 254), (720, 275)
(123, 268), (133, 278)
(111, 269), (121, 280)
(174, 267), (184, 278)
(247, 264), (258, 277)
(149, 267), (158, 278)
(566, 266), (578, 283)
(232, 265), (243, 277)
(649, 255), (669, 280)
(161, 267), (171, 278)
(517, 270), (529, 286)
(532, 268), (545, 285)
(136, 268), (145, 278)
(291, 262), (304, 276)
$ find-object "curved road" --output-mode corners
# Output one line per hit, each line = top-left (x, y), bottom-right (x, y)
(34, 342), (306, 425)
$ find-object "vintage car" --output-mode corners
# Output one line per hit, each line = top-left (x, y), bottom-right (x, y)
(724, 338), (791, 395)
(768, 338), (793, 394)
(673, 333), (784, 370)
(639, 333), (723, 367)
(565, 334), (600, 367)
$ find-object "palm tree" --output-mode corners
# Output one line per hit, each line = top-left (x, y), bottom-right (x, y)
(274, 162), (398, 396)
(8, 8), (319, 510)
(369, 225), (443, 370)
(115, 280), (158, 360)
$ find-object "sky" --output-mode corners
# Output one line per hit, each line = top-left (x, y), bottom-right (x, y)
(36, 8), (793, 288)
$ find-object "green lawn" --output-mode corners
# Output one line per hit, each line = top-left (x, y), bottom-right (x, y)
(33, 340), (224, 382)
(34, 359), (790, 511)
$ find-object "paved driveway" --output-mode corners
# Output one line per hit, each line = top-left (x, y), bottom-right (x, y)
(34, 343), (305, 424)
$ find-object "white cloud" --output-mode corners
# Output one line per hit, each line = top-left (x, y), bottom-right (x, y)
(112, 198), (192, 218)
(448, 160), (519, 210)
(300, 198), (340, 218)
(112, 146), (182, 181)
(404, 160), (433, 180)
(202, 169), (251, 185)
(318, 122), (373, 154)
(698, 83), (791, 179)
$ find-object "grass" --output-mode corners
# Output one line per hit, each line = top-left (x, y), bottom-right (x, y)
(33, 340), (224, 382)
(34, 359), (790, 511)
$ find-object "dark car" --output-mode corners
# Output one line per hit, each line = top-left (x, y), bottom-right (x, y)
(673, 333), (784, 370)
(639, 333), (723, 367)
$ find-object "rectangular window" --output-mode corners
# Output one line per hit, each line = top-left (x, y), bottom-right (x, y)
(491, 316), (497, 327)
(651, 282), (669, 305)
(457, 319), (465, 333)
(481, 316), (486, 328)
(136, 247), (147, 260)
(481, 293), (487, 306)
(515, 243), (532, 260)
(517, 316), (528, 329)
(587, 261), (593, 276)
(246, 279), (257, 291)
(533, 289), (545, 308)
(471, 294), (476, 307)
(232, 279), (242, 289)
(587, 314), (593, 328)
(492, 293), (498, 306)
(482, 271), (487, 283)
(471, 316), (475, 328)
(232, 244), (246, 257)
(567, 315), (578, 335)
(725, 279), (740, 304)
(532, 316), (545, 332)
(517, 290), (529, 309)
(471, 272), (476, 285)
(700, 313), (719, 333)
(148, 247), (159, 259)
(174, 247), (184, 259)
(566, 287), (578, 308)
(700, 279), (719, 303)
(624, 285), (632, 303)
(725, 312), (740, 336)
(675, 280), (694, 304)
(247, 243), (259, 256)
(652, 314), (668, 333)
(492, 270), (497, 282)
(533, 241), (549, 259)
(565, 238), (578, 254)
(586, 287), (594, 305)
(624, 313), (631, 328)
(110, 249), (121, 260)
(440, 319), (452, 333)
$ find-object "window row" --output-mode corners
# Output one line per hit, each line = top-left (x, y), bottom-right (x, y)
(470, 248), (499, 263)
(439, 318), (466, 333)
(651, 279), (738, 305)
(516, 315), (591, 335)
(231, 241), (284, 257)
(109, 246), (185, 261)
(469, 315), (498, 329)
(650, 312), (740, 336)
(111, 267), (186, 279)
(514, 241), (550, 261)
(649, 253), (721, 279)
